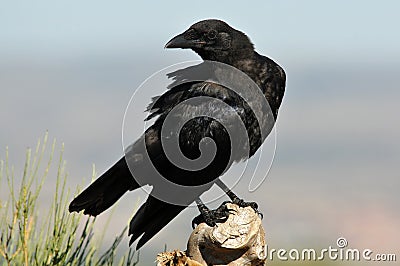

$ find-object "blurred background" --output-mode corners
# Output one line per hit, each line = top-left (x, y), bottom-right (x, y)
(1, 0), (399, 264)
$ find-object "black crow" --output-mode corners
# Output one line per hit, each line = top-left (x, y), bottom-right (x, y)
(69, 19), (286, 250)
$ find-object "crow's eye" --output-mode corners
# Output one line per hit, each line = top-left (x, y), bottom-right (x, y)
(184, 28), (199, 40)
(207, 30), (217, 40)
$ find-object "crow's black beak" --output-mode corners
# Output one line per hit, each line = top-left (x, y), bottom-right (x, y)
(165, 33), (190, 49)
(165, 33), (206, 49)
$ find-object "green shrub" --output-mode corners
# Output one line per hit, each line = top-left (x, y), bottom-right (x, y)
(0, 133), (139, 265)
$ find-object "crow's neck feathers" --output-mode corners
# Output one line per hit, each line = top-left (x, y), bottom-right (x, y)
(193, 29), (255, 67)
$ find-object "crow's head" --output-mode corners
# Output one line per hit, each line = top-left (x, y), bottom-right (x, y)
(165, 19), (254, 64)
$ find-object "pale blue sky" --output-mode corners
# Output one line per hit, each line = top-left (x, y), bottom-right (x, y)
(1, 1), (399, 264)
(1, 1), (400, 61)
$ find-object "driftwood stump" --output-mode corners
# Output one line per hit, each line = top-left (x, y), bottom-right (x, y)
(157, 203), (266, 266)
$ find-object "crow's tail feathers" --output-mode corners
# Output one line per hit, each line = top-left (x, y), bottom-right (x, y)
(128, 195), (186, 250)
(69, 157), (139, 216)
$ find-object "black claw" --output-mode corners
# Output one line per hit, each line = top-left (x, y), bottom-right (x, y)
(229, 198), (263, 219)
(228, 209), (237, 215)
(192, 202), (235, 228)
(191, 214), (204, 229)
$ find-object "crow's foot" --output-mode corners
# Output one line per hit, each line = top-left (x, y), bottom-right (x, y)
(192, 202), (236, 228)
(224, 199), (263, 219)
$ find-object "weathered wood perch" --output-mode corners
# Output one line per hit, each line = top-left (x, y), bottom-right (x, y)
(156, 203), (267, 266)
